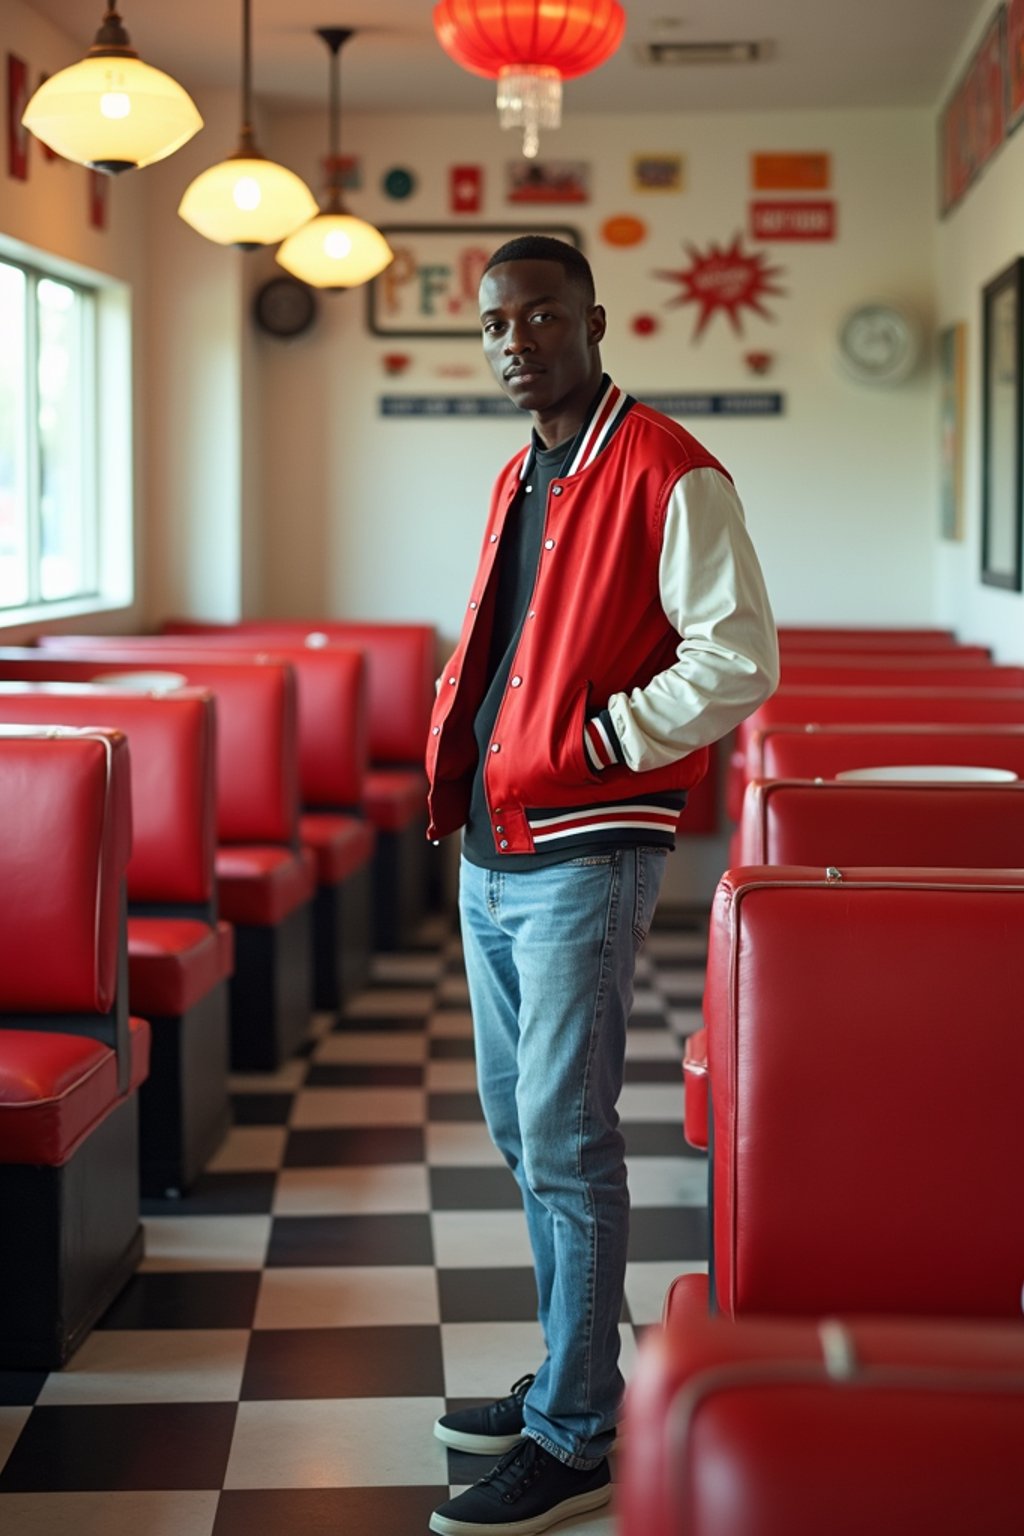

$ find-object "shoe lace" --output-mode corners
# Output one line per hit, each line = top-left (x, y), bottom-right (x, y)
(507, 1372), (535, 1402)
(476, 1439), (548, 1504)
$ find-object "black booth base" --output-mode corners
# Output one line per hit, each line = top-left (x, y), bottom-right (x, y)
(312, 863), (373, 1013)
(0, 1094), (144, 1370)
(373, 818), (428, 952)
(138, 983), (232, 1197)
(228, 904), (313, 1072)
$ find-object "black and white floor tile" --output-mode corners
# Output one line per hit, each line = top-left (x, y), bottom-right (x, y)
(0, 904), (709, 1536)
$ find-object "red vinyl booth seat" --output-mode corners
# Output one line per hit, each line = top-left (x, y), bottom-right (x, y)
(127, 919), (234, 1016)
(777, 627), (960, 648)
(160, 618), (436, 766)
(364, 767), (427, 832)
(750, 720), (1024, 783)
(621, 1308), (1024, 1536)
(703, 867), (1024, 1320)
(738, 777), (1024, 866)
(728, 685), (1024, 821)
(0, 649), (301, 845)
(300, 813), (376, 884)
(0, 1018), (150, 1165)
(779, 661), (1024, 687)
(0, 726), (148, 1366)
(216, 846), (316, 927)
(0, 726), (132, 1016)
(0, 683), (216, 909)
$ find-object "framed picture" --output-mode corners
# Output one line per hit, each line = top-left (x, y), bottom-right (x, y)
(939, 322), (967, 540)
(367, 224), (582, 338)
(939, 5), (1008, 215)
(1008, 0), (1024, 132)
(981, 257), (1024, 590)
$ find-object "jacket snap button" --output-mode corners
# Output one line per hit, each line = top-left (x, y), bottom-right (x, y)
(490, 534), (498, 543)
(469, 600), (478, 610)
(544, 538), (555, 550)
(496, 824), (505, 833)
(448, 677), (456, 685)
(510, 675), (522, 687)
(432, 726), (440, 735)
(499, 839), (509, 850)
(552, 485), (563, 496)
(528, 610), (536, 619)
(490, 742), (501, 752)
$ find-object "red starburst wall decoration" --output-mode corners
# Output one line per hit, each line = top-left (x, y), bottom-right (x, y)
(656, 234), (786, 340)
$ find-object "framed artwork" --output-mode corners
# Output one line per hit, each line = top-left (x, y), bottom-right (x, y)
(506, 161), (589, 204)
(939, 322), (967, 540)
(367, 224), (582, 338)
(940, 5), (1008, 215)
(632, 154), (684, 193)
(1009, 0), (1024, 131)
(7, 53), (30, 181)
(981, 258), (1024, 589)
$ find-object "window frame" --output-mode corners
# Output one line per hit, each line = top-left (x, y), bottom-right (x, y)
(0, 238), (134, 630)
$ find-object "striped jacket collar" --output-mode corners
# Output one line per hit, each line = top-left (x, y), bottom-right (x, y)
(517, 375), (635, 483)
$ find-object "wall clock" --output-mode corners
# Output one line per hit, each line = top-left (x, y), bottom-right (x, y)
(252, 276), (318, 338)
(837, 303), (920, 385)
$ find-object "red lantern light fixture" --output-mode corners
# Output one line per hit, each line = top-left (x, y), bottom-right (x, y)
(433, 0), (625, 158)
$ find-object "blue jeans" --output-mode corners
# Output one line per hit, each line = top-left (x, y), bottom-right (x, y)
(458, 847), (668, 1470)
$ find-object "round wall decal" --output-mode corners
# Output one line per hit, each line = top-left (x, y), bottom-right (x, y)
(631, 313), (659, 337)
(602, 214), (646, 248)
(383, 166), (416, 200)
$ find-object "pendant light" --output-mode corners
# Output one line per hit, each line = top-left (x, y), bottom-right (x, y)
(20, 4), (202, 173)
(276, 30), (393, 290)
(178, 0), (318, 249)
(433, 0), (625, 158)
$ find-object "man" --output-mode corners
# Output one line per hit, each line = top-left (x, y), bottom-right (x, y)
(424, 235), (778, 1535)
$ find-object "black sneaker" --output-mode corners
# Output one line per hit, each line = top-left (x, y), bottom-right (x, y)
(429, 1438), (611, 1535)
(434, 1373), (535, 1455)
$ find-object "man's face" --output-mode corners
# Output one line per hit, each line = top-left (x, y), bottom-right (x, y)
(479, 258), (605, 418)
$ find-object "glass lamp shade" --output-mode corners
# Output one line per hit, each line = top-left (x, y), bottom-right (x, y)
(21, 54), (202, 173)
(276, 213), (394, 288)
(178, 156), (318, 247)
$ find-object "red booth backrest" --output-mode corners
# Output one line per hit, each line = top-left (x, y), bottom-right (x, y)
(621, 1309), (1024, 1536)
(0, 649), (299, 845)
(0, 685), (216, 906)
(0, 727), (131, 1014)
(739, 685), (1024, 757)
(704, 867), (1024, 1320)
(778, 646), (994, 668)
(739, 779), (1024, 866)
(778, 628), (959, 649)
(779, 663), (1024, 688)
(159, 619), (435, 765)
(29, 637), (368, 808)
(755, 722), (1024, 781)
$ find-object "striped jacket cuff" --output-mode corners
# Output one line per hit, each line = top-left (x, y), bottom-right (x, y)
(583, 709), (627, 772)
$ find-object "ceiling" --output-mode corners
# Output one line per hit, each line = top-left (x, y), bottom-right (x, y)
(30, 0), (981, 116)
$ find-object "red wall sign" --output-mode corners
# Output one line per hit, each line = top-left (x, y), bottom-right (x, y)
(750, 200), (836, 241)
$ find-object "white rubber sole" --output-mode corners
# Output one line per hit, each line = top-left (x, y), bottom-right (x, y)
(433, 1420), (524, 1455)
(428, 1483), (612, 1536)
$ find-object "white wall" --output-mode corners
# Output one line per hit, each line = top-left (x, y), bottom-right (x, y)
(0, 0), (148, 640)
(257, 105), (938, 653)
(933, 0), (1024, 662)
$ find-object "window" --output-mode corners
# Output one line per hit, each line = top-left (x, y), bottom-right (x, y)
(0, 248), (132, 623)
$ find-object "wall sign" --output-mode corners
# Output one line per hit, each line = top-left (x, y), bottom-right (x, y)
(450, 165), (483, 214)
(940, 6), (1007, 216)
(656, 235), (786, 339)
(367, 224), (581, 338)
(750, 200), (836, 241)
(751, 152), (831, 190)
(379, 392), (784, 418)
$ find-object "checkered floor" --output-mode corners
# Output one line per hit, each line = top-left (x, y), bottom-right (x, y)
(0, 904), (709, 1536)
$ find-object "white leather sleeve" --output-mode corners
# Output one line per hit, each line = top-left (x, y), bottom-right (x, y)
(605, 467), (779, 771)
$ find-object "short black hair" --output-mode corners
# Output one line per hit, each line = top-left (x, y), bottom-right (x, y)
(483, 235), (595, 304)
